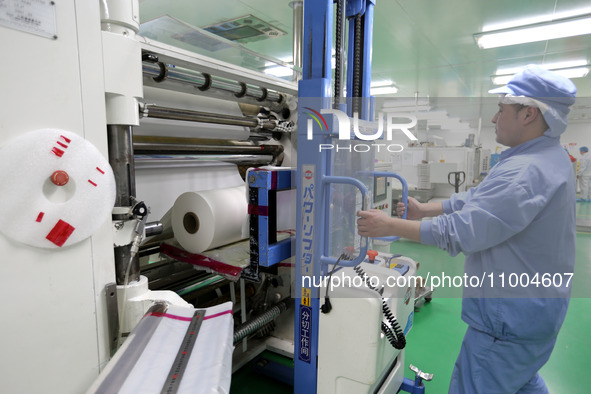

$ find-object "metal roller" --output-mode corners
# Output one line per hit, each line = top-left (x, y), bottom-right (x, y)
(142, 59), (283, 104)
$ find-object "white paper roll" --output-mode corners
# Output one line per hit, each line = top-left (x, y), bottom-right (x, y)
(171, 186), (249, 253)
(0, 129), (116, 248)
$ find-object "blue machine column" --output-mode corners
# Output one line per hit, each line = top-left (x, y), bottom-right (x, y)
(294, 0), (334, 392)
(295, 1), (381, 393)
(346, 0), (376, 121)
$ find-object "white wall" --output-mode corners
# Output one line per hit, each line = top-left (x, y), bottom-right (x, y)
(416, 119), (591, 160)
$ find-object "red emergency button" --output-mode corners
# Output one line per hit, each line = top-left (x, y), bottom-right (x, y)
(51, 170), (69, 186)
(367, 249), (378, 263)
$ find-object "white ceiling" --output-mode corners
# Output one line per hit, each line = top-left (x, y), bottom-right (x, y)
(139, 0), (591, 126)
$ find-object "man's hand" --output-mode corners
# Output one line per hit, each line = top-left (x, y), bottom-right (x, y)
(397, 197), (444, 219)
(357, 209), (395, 238)
(396, 196), (423, 220)
(357, 209), (422, 242)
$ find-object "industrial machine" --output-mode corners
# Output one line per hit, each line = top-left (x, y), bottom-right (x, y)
(393, 146), (491, 200)
(0, 0), (295, 392)
(0, 1), (429, 393)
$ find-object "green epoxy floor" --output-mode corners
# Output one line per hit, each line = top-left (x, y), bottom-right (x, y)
(231, 204), (591, 393)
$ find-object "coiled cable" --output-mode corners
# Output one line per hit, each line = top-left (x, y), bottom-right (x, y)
(353, 265), (406, 349)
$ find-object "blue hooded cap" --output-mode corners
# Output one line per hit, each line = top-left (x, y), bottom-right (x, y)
(489, 65), (577, 138)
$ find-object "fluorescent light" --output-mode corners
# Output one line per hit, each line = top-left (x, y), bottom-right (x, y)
(264, 65), (294, 77)
(492, 65), (590, 85)
(475, 14), (591, 48)
(370, 80), (398, 95)
(370, 86), (398, 95)
(553, 67), (590, 79)
(371, 80), (393, 88)
(496, 60), (589, 75)
(483, 7), (591, 31)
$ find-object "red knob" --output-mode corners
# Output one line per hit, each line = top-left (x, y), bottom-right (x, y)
(51, 170), (69, 186)
(367, 249), (379, 261)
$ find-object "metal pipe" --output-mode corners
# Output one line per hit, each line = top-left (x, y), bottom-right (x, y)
(143, 61), (282, 103)
(233, 299), (290, 344)
(107, 125), (136, 207)
(145, 221), (163, 237)
(107, 125), (141, 284)
(138, 244), (161, 258)
(133, 141), (283, 155)
(134, 155), (275, 167)
(142, 104), (277, 130)
(290, 1), (303, 74)
(210, 75), (245, 96)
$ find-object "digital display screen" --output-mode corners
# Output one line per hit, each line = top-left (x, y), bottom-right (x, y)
(374, 176), (387, 203)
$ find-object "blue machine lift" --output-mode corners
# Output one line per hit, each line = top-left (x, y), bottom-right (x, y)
(294, 1), (429, 393)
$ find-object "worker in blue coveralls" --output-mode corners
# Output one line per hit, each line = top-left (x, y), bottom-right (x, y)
(357, 65), (576, 393)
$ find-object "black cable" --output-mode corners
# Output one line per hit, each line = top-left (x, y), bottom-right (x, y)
(381, 298), (406, 349)
(353, 265), (406, 349)
(321, 253), (349, 314)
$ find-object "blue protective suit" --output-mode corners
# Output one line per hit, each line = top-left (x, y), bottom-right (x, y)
(420, 135), (576, 393)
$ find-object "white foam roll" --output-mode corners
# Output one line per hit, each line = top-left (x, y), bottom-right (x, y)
(171, 186), (249, 254)
(137, 86), (250, 140)
(0, 129), (116, 248)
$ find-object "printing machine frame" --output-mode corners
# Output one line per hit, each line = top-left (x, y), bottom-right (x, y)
(0, 0), (430, 392)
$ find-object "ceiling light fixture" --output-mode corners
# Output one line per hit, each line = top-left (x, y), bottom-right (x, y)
(496, 60), (589, 76)
(474, 14), (591, 49)
(482, 7), (591, 31)
(370, 81), (398, 95)
(371, 80), (394, 88)
(491, 65), (590, 85)
(370, 87), (399, 95)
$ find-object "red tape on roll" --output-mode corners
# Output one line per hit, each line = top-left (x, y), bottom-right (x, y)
(46, 219), (75, 247)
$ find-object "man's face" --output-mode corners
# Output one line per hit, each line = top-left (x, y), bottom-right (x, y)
(491, 103), (524, 148)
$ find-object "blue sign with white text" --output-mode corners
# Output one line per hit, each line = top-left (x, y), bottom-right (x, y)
(299, 305), (312, 363)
